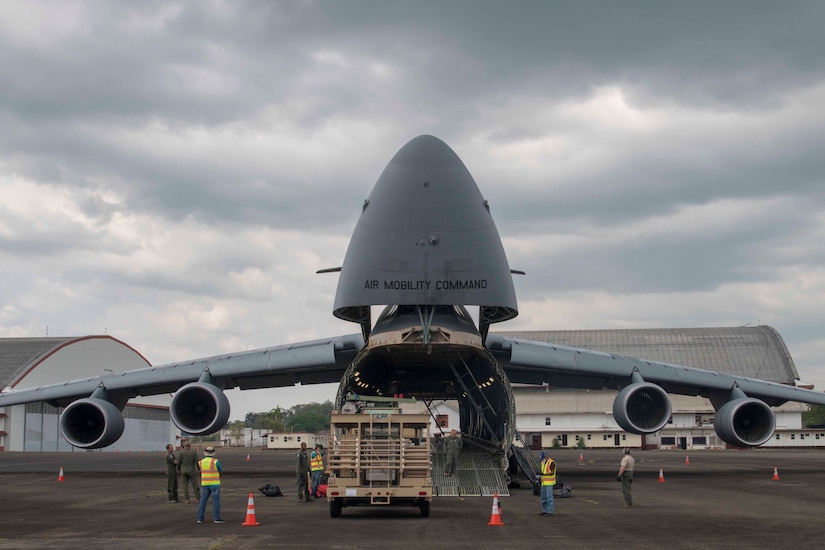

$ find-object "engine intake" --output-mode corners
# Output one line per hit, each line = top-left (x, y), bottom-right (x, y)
(170, 382), (230, 435)
(60, 398), (125, 449)
(613, 382), (672, 434)
(713, 397), (775, 447)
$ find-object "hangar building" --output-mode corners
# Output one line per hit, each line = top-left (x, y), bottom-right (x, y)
(0, 336), (174, 452)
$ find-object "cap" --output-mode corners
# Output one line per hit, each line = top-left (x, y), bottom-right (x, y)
(204, 446), (215, 455)
(539, 451), (546, 460)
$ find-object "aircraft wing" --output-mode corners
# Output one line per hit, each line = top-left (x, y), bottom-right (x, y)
(486, 334), (825, 408)
(0, 333), (364, 409)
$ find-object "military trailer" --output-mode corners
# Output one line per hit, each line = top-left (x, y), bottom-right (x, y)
(326, 395), (432, 517)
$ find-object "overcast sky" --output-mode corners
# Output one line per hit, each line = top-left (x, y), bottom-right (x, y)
(2, 1), (824, 421)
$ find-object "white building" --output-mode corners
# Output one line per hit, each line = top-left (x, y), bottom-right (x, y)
(264, 431), (330, 450)
(513, 386), (814, 450)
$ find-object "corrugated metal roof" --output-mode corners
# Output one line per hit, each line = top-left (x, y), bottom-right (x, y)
(0, 337), (77, 388)
(497, 326), (797, 384)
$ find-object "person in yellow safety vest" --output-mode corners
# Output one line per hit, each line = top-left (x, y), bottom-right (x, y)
(539, 451), (557, 516)
(310, 443), (326, 498)
(196, 447), (225, 524)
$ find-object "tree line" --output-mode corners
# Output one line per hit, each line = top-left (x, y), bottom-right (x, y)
(224, 400), (335, 434)
(803, 404), (825, 428)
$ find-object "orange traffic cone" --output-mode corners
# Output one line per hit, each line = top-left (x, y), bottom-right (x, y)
(57, 467), (65, 482)
(579, 452), (585, 465)
(685, 455), (690, 465)
(657, 467), (666, 483)
(241, 492), (260, 526)
(772, 466), (780, 481)
(246, 453), (251, 462)
(487, 492), (504, 526)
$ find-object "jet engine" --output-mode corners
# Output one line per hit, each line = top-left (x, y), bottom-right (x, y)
(713, 397), (775, 447)
(612, 382), (672, 434)
(170, 382), (230, 435)
(60, 398), (125, 449)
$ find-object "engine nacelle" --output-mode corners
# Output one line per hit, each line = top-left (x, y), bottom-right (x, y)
(60, 398), (125, 449)
(613, 382), (672, 434)
(713, 397), (775, 447)
(170, 382), (230, 435)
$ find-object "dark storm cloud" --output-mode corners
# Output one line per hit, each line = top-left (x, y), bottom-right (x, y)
(3, 1), (825, 233)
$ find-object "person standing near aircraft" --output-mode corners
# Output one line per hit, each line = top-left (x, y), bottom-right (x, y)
(310, 443), (325, 498)
(539, 451), (557, 516)
(296, 442), (312, 502)
(617, 448), (635, 508)
(444, 429), (463, 476)
(197, 447), (225, 523)
(165, 443), (179, 503)
(177, 440), (201, 504)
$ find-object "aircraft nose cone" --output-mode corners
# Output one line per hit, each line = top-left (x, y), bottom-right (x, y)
(363, 135), (487, 232)
(333, 135), (517, 322)
(389, 135), (463, 168)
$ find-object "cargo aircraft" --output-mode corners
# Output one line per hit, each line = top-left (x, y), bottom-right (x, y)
(3, 135), (825, 462)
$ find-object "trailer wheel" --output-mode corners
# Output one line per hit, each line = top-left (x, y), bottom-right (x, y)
(330, 499), (342, 518)
(419, 499), (430, 518)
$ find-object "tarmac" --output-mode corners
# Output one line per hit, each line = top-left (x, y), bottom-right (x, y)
(1, 447), (824, 549)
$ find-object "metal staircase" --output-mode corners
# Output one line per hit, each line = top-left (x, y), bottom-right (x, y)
(510, 430), (542, 494)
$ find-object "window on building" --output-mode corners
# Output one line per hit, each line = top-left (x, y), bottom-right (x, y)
(661, 437), (675, 445)
(587, 434), (591, 440)
(692, 437), (706, 445)
(545, 417), (552, 426)
(622, 434), (626, 440)
(791, 434), (796, 440)
(776, 434), (781, 440)
(436, 415), (449, 428)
